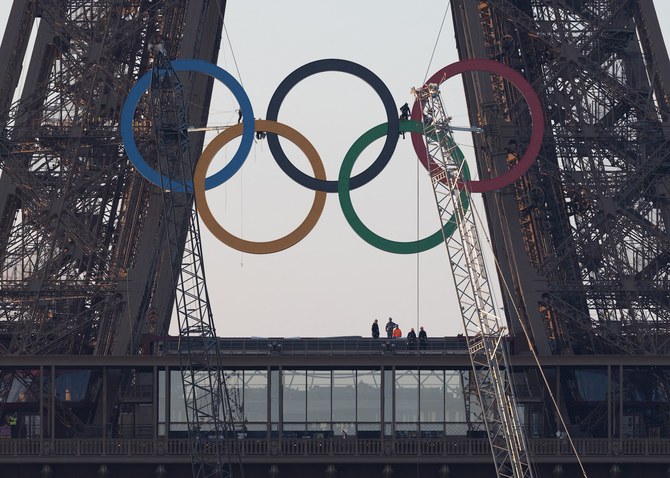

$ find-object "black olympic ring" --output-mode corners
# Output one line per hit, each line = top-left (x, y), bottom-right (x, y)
(265, 59), (400, 193)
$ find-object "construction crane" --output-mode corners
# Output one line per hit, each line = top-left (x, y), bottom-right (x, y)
(413, 82), (533, 478)
(146, 44), (241, 478)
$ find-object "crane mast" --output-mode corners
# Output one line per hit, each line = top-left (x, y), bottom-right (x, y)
(148, 48), (239, 478)
(414, 82), (533, 478)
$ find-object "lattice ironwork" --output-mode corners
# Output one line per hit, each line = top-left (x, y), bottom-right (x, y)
(148, 51), (238, 478)
(451, 0), (670, 356)
(0, 0), (227, 434)
(414, 83), (533, 478)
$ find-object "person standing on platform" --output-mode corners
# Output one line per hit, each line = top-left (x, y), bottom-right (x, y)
(407, 328), (417, 349)
(371, 319), (380, 338)
(386, 318), (396, 338)
(393, 325), (402, 339)
(419, 326), (428, 350)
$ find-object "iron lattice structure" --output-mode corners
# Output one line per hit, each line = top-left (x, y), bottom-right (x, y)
(414, 85), (533, 478)
(0, 0), (227, 431)
(451, 0), (670, 356)
(149, 52), (238, 478)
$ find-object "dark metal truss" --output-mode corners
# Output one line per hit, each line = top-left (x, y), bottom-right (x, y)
(0, 0), (227, 426)
(451, 0), (670, 355)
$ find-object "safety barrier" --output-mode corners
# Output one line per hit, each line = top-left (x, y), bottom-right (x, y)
(1, 437), (669, 460)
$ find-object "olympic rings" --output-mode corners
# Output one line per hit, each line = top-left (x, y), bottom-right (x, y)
(266, 59), (400, 193)
(411, 58), (544, 193)
(194, 120), (327, 254)
(338, 120), (470, 254)
(121, 59), (254, 192)
(122, 57), (545, 254)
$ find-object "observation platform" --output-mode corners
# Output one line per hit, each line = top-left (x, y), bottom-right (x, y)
(1, 337), (670, 478)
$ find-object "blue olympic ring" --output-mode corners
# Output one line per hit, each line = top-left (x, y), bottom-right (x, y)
(120, 58), (254, 192)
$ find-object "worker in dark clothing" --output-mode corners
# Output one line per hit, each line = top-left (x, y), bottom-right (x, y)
(407, 328), (417, 349)
(399, 103), (410, 120)
(419, 326), (428, 350)
(385, 318), (396, 338)
(399, 103), (411, 138)
(254, 118), (266, 140)
(501, 34), (515, 57)
(371, 319), (380, 338)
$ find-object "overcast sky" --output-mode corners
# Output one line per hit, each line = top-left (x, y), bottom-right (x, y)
(197, 0), (670, 339)
(204, 1), (468, 338)
(1, 1), (669, 339)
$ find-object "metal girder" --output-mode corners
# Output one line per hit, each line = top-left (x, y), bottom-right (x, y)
(0, 0), (228, 436)
(451, 0), (670, 356)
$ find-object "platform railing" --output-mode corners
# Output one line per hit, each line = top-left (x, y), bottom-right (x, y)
(150, 336), (470, 356)
(1, 437), (670, 460)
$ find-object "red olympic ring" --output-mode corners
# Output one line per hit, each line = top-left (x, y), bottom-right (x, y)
(410, 58), (544, 193)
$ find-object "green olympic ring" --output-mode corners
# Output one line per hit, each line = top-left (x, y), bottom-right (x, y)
(338, 119), (470, 254)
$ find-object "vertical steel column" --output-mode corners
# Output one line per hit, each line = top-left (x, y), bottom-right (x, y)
(450, 0), (670, 356)
(0, 1), (229, 436)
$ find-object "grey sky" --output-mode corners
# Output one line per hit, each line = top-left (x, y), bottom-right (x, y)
(204, 1), (465, 338)
(200, 0), (670, 338)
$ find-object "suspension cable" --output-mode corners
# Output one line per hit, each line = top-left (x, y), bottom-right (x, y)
(423, 1), (452, 84)
(214, 1), (245, 87)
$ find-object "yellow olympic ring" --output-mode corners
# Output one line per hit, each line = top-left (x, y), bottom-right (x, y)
(194, 120), (327, 254)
